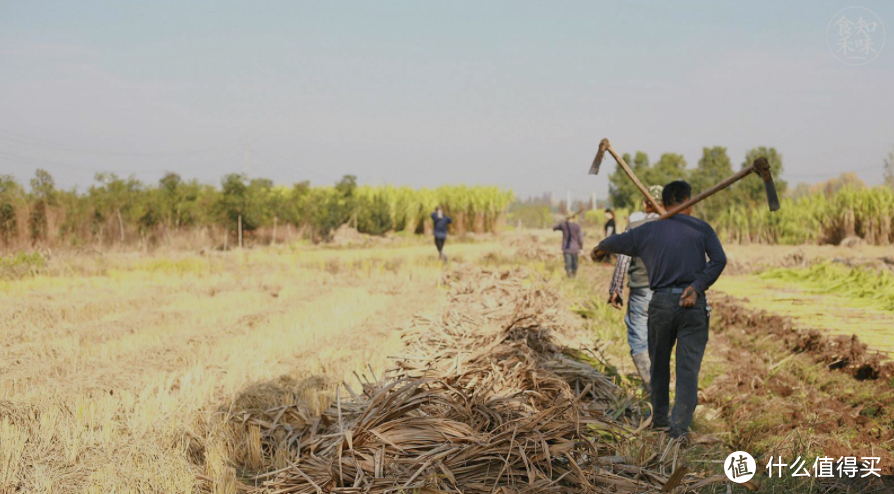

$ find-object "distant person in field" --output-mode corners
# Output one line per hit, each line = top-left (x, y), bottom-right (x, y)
(608, 185), (664, 393)
(431, 206), (452, 261)
(552, 215), (583, 278)
(593, 180), (726, 441)
(604, 208), (617, 238)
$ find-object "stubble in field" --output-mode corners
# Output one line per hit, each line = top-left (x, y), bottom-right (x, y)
(0, 241), (499, 494)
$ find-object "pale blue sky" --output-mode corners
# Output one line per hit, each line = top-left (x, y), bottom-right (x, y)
(1, 1), (892, 199)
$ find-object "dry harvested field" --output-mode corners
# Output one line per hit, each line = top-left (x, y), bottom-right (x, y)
(2, 233), (893, 493)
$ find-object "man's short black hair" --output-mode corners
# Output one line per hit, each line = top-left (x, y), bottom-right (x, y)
(662, 180), (692, 206)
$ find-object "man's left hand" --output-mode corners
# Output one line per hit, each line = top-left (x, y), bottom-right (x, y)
(679, 286), (698, 307)
(608, 291), (623, 309)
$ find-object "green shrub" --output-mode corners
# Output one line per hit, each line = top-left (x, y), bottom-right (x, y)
(0, 252), (47, 279)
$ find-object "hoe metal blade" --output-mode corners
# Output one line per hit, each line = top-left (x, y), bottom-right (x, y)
(589, 138), (609, 175)
(753, 157), (780, 212)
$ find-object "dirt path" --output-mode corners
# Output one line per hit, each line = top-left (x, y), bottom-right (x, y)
(236, 265), (738, 494)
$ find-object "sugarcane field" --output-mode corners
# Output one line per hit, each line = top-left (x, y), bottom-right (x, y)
(2, 3), (894, 494)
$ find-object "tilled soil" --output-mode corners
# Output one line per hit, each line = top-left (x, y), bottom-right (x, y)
(711, 295), (894, 381)
(577, 260), (894, 489)
(704, 294), (894, 477)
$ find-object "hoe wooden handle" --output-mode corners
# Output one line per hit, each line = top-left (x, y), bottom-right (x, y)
(566, 207), (587, 220)
(659, 165), (756, 220)
(604, 143), (666, 215)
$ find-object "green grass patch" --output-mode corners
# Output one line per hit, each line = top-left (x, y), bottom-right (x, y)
(760, 262), (894, 311)
(0, 251), (47, 279)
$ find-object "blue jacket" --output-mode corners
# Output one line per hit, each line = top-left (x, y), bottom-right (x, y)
(431, 212), (452, 239)
(597, 214), (726, 294)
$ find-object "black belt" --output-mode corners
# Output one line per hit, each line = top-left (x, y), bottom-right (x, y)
(654, 286), (689, 294)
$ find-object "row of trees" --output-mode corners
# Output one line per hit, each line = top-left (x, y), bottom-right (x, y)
(607, 145), (894, 245)
(0, 170), (514, 249)
(2, 146), (890, 249)
(608, 146), (787, 223)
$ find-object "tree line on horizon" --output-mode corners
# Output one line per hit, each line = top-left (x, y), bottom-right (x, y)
(0, 170), (513, 249)
(604, 145), (894, 245)
(1, 145), (893, 251)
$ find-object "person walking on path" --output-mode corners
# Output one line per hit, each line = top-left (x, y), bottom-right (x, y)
(608, 185), (664, 393)
(431, 206), (452, 261)
(553, 216), (584, 278)
(592, 181), (727, 440)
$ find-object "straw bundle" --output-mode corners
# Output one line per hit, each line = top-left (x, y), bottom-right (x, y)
(509, 236), (554, 262)
(239, 266), (723, 493)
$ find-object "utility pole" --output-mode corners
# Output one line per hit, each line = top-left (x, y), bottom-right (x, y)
(238, 214), (243, 248)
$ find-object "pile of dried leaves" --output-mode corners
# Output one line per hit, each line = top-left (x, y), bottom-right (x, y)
(238, 266), (724, 493)
(509, 235), (555, 262)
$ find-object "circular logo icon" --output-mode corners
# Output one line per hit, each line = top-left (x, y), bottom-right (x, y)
(724, 451), (756, 483)
(827, 7), (886, 65)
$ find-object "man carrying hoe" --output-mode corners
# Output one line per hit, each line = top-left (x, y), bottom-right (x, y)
(431, 206), (452, 262)
(553, 214), (584, 278)
(592, 181), (727, 440)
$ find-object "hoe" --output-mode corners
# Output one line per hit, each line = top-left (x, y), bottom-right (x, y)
(589, 137), (780, 219)
(590, 138), (666, 215)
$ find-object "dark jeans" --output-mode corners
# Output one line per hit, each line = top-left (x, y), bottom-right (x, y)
(647, 290), (710, 437)
(435, 237), (446, 259)
(563, 253), (579, 276)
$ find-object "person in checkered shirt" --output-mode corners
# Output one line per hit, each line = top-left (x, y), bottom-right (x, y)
(608, 185), (664, 393)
